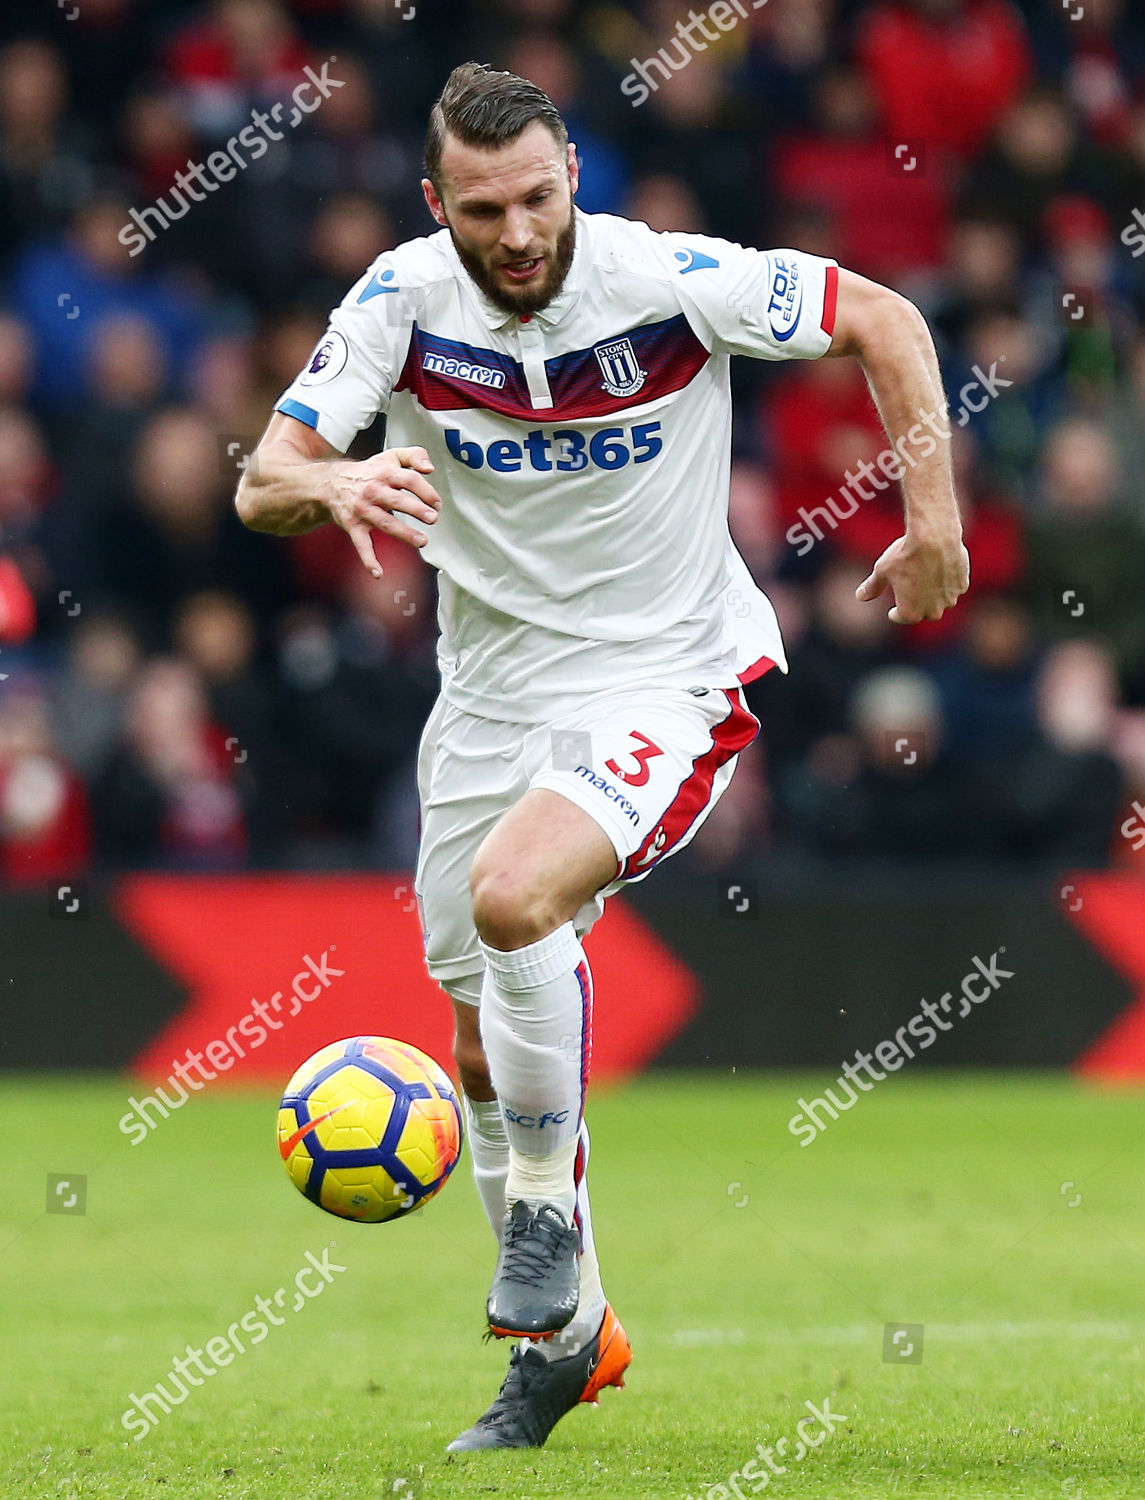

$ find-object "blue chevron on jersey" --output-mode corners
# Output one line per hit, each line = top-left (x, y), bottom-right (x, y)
(674, 247), (720, 273)
(357, 265), (402, 303)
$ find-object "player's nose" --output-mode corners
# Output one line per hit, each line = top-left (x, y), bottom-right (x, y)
(500, 209), (534, 255)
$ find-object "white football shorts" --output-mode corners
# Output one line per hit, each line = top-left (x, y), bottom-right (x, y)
(413, 680), (761, 992)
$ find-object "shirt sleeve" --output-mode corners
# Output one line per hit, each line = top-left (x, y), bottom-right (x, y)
(274, 255), (410, 453)
(658, 231), (839, 363)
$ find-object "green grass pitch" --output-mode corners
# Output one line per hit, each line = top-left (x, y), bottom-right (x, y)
(5, 1071), (1145, 1498)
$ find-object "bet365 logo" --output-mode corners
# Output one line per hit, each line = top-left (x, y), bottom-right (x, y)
(444, 422), (661, 472)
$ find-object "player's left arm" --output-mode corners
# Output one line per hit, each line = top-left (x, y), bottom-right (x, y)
(825, 268), (970, 624)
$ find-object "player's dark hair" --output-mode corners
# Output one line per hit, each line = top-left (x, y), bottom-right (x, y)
(424, 62), (568, 191)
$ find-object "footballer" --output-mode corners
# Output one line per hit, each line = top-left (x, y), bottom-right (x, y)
(236, 61), (969, 1450)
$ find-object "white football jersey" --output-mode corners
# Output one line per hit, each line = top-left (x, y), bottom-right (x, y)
(275, 208), (839, 722)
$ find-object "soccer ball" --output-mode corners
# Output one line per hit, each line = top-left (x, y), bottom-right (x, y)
(277, 1036), (463, 1222)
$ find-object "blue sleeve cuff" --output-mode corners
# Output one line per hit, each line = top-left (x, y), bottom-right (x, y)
(275, 397), (321, 429)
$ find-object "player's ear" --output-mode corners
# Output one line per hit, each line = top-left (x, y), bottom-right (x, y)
(422, 176), (448, 227)
(566, 143), (579, 198)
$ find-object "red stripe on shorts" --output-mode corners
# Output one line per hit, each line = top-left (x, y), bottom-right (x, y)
(620, 688), (760, 880)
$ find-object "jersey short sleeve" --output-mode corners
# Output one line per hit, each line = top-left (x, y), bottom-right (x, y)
(274, 254), (409, 453)
(658, 231), (839, 363)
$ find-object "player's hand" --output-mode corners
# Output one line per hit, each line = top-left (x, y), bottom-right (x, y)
(325, 447), (441, 576)
(856, 529), (969, 624)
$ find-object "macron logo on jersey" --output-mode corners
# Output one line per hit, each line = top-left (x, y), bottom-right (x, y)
(422, 352), (506, 390)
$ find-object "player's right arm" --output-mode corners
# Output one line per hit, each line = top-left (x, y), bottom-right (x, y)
(660, 226), (968, 624)
(235, 413), (441, 578)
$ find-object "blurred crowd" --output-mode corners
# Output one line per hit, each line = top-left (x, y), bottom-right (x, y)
(2, 0), (1145, 882)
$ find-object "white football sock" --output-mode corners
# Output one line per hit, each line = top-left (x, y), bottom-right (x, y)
(506, 1136), (578, 1212)
(442, 972), (510, 1243)
(461, 1093), (509, 1242)
(526, 1116), (607, 1362)
(479, 921), (592, 1227)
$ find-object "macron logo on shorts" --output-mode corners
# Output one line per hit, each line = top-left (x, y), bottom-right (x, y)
(574, 764), (640, 824)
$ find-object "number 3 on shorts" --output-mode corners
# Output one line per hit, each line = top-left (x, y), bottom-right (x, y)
(605, 732), (664, 788)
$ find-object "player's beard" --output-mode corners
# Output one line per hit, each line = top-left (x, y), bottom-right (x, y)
(449, 209), (577, 318)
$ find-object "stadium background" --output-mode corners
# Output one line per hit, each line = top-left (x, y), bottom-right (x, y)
(2, 0), (1145, 1073)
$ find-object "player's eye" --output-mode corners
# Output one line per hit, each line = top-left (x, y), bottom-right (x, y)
(527, 193), (550, 207)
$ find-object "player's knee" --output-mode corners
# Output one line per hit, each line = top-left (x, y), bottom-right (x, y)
(470, 864), (556, 950)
